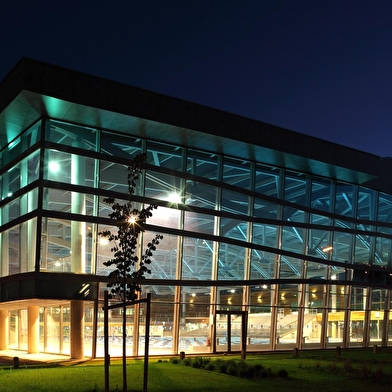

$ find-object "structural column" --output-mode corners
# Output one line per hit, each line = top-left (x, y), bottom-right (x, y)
(70, 148), (86, 359)
(27, 306), (39, 354)
(70, 300), (84, 359)
(0, 310), (8, 350)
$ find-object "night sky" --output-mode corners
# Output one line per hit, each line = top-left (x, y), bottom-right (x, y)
(1, 1), (392, 157)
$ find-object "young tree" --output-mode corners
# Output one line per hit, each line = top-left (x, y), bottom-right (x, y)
(100, 153), (163, 392)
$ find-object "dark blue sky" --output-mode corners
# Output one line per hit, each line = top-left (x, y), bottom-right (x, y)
(2, 1), (392, 156)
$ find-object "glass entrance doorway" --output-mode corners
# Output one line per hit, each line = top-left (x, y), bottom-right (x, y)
(213, 310), (248, 353)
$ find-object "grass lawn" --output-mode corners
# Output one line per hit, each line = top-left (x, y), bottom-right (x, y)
(0, 348), (391, 391)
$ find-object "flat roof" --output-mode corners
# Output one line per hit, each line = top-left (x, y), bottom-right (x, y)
(1, 57), (391, 191)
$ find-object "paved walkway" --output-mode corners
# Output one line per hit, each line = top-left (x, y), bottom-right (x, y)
(0, 350), (72, 365)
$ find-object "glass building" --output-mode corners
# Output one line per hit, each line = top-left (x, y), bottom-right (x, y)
(0, 58), (392, 359)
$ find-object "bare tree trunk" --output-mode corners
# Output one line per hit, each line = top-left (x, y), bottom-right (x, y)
(123, 301), (127, 391)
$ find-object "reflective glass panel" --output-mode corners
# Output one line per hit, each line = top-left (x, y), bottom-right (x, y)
(146, 140), (183, 171)
(284, 171), (308, 206)
(47, 120), (97, 151)
(218, 242), (246, 280)
(222, 156), (251, 189)
(311, 176), (332, 212)
(142, 231), (178, 280)
(185, 180), (217, 210)
(255, 164), (280, 198)
(186, 149), (218, 180)
(220, 217), (247, 242)
(252, 223), (277, 249)
(378, 192), (392, 223)
(145, 170), (182, 202)
(335, 182), (355, 218)
(279, 256), (302, 278)
(183, 211), (215, 235)
(221, 189), (249, 215)
(250, 250), (276, 279)
(254, 197), (279, 220)
(182, 237), (213, 280)
(99, 160), (132, 194)
(101, 131), (142, 158)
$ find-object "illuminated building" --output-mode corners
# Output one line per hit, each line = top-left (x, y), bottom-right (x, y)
(1, 58), (392, 358)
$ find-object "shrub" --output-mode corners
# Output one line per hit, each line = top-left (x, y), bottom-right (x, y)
(374, 365), (384, 381)
(360, 363), (372, 379)
(252, 363), (264, 376)
(237, 361), (254, 379)
(277, 368), (288, 379)
(260, 367), (274, 378)
(227, 361), (238, 377)
(328, 362), (338, 373)
(169, 357), (179, 365)
(182, 358), (192, 367)
(216, 359), (228, 374)
(343, 359), (352, 373)
(191, 357), (209, 369)
(205, 362), (215, 371)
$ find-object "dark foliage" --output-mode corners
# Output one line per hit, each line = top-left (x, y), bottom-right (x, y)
(100, 153), (163, 302)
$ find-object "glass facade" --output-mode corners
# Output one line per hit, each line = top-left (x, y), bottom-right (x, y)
(1, 113), (392, 358)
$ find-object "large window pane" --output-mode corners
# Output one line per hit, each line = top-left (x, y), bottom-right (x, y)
(311, 176), (332, 212)
(255, 164), (280, 198)
(43, 218), (92, 274)
(335, 182), (355, 218)
(284, 171), (308, 206)
(220, 217), (247, 242)
(146, 140), (183, 171)
(47, 120), (97, 151)
(182, 237), (213, 280)
(184, 211), (214, 235)
(185, 180), (217, 210)
(222, 156), (251, 189)
(221, 189), (249, 215)
(101, 131), (142, 158)
(186, 149), (218, 180)
(180, 286), (211, 351)
(218, 242), (246, 280)
(276, 284), (299, 345)
(252, 223), (277, 249)
(281, 225), (305, 254)
(250, 250), (276, 279)
(143, 231), (178, 280)
(99, 161), (132, 194)
(378, 192), (392, 223)
(145, 171), (182, 202)
(45, 150), (97, 189)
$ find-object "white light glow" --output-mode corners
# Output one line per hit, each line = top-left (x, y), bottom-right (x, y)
(99, 237), (109, 245)
(49, 161), (60, 173)
(167, 192), (182, 204)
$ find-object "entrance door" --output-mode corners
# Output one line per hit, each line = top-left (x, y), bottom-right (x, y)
(213, 310), (248, 353)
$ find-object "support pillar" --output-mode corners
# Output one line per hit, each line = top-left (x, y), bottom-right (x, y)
(27, 306), (39, 354)
(0, 310), (9, 350)
(70, 300), (84, 359)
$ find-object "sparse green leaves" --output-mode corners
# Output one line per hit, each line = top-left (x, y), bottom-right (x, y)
(98, 153), (163, 302)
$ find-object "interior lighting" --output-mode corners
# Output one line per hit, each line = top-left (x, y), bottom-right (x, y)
(167, 192), (182, 204)
(127, 215), (137, 224)
(99, 237), (109, 245)
(322, 246), (333, 253)
(49, 161), (60, 173)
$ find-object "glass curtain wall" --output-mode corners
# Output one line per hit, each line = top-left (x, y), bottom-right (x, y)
(2, 118), (392, 355)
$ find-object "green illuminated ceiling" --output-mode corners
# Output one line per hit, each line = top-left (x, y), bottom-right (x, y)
(0, 57), (383, 187)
